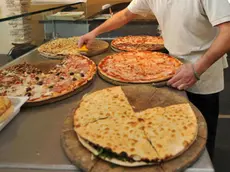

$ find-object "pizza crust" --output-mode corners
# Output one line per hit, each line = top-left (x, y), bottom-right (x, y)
(39, 51), (65, 60)
(0, 105), (14, 123)
(98, 67), (173, 84)
(78, 135), (155, 167)
(0, 97), (11, 116)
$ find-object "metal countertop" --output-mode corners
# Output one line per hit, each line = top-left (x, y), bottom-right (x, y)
(0, 49), (214, 172)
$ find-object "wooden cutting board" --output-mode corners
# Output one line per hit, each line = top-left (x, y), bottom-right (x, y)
(61, 85), (207, 172)
(83, 39), (109, 57)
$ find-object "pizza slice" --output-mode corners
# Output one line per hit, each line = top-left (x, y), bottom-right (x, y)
(74, 87), (134, 127)
(76, 115), (160, 166)
(137, 103), (198, 161)
(0, 97), (14, 123)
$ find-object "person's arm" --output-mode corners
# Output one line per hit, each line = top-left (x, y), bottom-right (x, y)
(167, 22), (230, 90)
(78, 8), (137, 47)
(194, 22), (230, 75)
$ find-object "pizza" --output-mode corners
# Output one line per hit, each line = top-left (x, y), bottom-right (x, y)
(74, 87), (198, 167)
(38, 37), (88, 59)
(0, 96), (14, 123)
(0, 55), (96, 103)
(111, 36), (164, 52)
(98, 51), (182, 83)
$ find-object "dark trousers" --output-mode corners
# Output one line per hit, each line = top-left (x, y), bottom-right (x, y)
(186, 91), (219, 160)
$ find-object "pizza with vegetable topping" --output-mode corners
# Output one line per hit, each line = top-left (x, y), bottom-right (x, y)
(98, 51), (182, 83)
(0, 55), (96, 103)
(111, 36), (164, 52)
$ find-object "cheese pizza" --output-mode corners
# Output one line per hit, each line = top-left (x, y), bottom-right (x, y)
(111, 36), (164, 52)
(98, 51), (182, 83)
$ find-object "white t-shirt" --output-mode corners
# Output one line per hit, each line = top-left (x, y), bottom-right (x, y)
(128, 0), (230, 94)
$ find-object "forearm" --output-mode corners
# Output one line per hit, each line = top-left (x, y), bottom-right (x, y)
(195, 22), (230, 75)
(91, 8), (136, 36)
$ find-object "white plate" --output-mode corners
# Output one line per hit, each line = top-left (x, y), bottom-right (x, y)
(0, 97), (28, 132)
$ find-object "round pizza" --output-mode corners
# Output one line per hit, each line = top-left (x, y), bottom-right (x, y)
(98, 51), (182, 83)
(0, 55), (96, 103)
(111, 36), (164, 52)
(38, 37), (88, 59)
(74, 87), (198, 167)
(0, 96), (13, 123)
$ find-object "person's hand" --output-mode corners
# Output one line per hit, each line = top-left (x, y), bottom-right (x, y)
(78, 32), (96, 48)
(167, 64), (199, 90)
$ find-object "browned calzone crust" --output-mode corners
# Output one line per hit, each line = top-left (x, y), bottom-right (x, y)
(74, 87), (198, 166)
(0, 97), (13, 123)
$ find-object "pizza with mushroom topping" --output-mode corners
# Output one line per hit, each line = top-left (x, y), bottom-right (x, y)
(0, 55), (96, 103)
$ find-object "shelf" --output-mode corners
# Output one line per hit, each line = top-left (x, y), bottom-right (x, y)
(0, 2), (83, 23)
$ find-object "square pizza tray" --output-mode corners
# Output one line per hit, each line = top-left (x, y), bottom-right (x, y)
(0, 96), (28, 132)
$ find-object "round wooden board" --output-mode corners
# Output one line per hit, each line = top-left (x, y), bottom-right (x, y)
(61, 85), (207, 172)
(24, 77), (95, 107)
(84, 39), (109, 57)
(39, 39), (109, 60)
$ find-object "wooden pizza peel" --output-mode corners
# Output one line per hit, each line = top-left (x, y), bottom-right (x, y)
(84, 39), (109, 57)
(61, 85), (207, 172)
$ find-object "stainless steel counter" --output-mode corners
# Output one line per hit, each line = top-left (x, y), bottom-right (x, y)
(0, 49), (214, 172)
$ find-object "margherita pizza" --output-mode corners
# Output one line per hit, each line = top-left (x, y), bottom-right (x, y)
(74, 87), (198, 166)
(111, 36), (164, 52)
(0, 55), (96, 103)
(98, 51), (182, 83)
